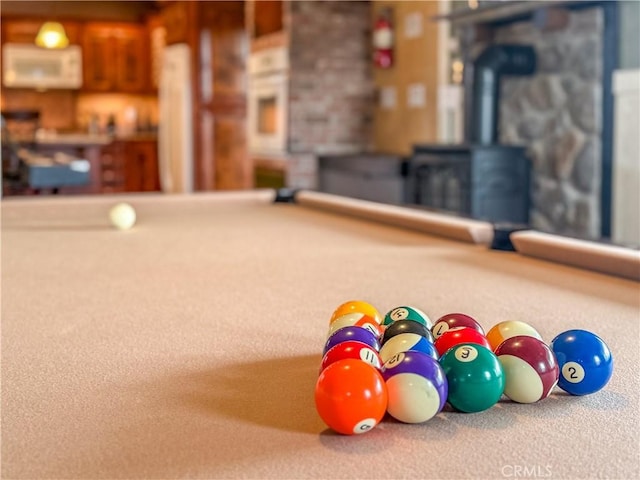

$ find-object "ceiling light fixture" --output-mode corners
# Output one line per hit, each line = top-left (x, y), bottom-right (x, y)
(35, 21), (70, 49)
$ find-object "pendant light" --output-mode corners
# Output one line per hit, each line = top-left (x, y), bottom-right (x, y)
(35, 21), (70, 49)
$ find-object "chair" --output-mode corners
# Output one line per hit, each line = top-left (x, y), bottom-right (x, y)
(1, 110), (41, 195)
(1, 110), (90, 196)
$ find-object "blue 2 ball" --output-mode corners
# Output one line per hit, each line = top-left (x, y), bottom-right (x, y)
(550, 329), (613, 396)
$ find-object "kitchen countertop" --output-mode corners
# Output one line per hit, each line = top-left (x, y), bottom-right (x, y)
(36, 133), (113, 146)
(35, 132), (157, 147)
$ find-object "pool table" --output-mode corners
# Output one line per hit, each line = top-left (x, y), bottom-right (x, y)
(2, 190), (639, 479)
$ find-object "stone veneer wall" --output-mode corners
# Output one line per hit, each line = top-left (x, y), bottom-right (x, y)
(286, 1), (375, 189)
(494, 8), (604, 239)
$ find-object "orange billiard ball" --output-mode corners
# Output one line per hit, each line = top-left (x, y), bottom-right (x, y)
(314, 358), (388, 435)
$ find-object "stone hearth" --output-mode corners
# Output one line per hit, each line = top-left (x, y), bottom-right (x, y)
(496, 7), (604, 239)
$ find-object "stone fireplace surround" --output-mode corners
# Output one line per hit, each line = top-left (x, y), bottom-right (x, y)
(284, 1), (617, 242)
(457, 2), (615, 240)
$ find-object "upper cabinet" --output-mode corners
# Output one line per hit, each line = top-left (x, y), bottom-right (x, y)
(2, 19), (82, 45)
(161, 1), (193, 45)
(245, 0), (287, 51)
(252, 0), (283, 38)
(81, 22), (148, 93)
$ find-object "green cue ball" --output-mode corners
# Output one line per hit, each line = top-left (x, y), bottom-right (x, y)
(439, 343), (505, 413)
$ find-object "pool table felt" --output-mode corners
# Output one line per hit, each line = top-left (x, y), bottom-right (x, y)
(1, 191), (639, 479)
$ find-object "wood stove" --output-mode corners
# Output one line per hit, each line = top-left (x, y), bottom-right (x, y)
(408, 44), (536, 224)
(409, 144), (530, 224)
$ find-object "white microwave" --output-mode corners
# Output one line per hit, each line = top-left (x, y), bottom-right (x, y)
(2, 43), (83, 90)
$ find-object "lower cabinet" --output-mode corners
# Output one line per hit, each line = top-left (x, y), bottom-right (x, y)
(99, 139), (160, 193)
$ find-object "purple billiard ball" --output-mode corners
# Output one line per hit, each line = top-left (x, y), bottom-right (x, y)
(323, 325), (380, 355)
(495, 335), (559, 403)
(381, 350), (448, 423)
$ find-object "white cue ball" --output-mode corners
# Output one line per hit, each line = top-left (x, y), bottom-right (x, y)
(109, 202), (136, 230)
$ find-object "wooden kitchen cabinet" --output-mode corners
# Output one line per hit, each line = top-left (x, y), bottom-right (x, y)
(82, 23), (148, 93)
(98, 139), (159, 193)
(1, 19), (81, 45)
(124, 140), (160, 192)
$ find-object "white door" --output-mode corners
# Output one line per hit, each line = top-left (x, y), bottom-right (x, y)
(158, 43), (194, 193)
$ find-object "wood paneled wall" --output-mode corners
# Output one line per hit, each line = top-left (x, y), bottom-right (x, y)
(372, 1), (440, 155)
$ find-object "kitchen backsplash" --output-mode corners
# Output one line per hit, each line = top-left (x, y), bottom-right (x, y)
(1, 89), (158, 136)
(76, 93), (158, 135)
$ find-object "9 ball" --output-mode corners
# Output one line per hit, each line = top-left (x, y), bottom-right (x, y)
(330, 300), (382, 326)
(550, 329), (613, 396)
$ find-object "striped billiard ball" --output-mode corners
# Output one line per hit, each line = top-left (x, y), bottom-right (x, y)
(381, 350), (448, 424)
(327, 312), (383, 339)
(379, 332), (439, 363)
(486, 320), (543, 351)
(320, 340), (383, 373)
(383, 306), (433, 330)
(495, 335), (559, 403)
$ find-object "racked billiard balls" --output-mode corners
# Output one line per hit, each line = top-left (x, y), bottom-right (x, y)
(320, 340), (383, 373)
(381, 319), (434, 346)
(439, 344), (505, 413)
(495, 335), (559, 403)
(379, 332), (439, 363)
(551, 329), (613, 396)
(432, 312), (484, 340)
(327, 312), (383, 339)
(434, 326), (491, 357)
(382, 305), (433, 330)
(381, 350), (448, 424)
(323, 325), (380, 355)
(315, 358), (388, 435)
(486, 320), (543, 351)
(329, 300), (382, 326)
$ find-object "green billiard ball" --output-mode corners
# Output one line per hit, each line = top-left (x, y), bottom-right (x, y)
(439, 343), (505, 413)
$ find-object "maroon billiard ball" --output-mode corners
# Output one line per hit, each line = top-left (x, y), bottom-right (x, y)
(432, 313), (485, 340)
(495, 335), (559, 403)
(434, 326), (491, 357)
